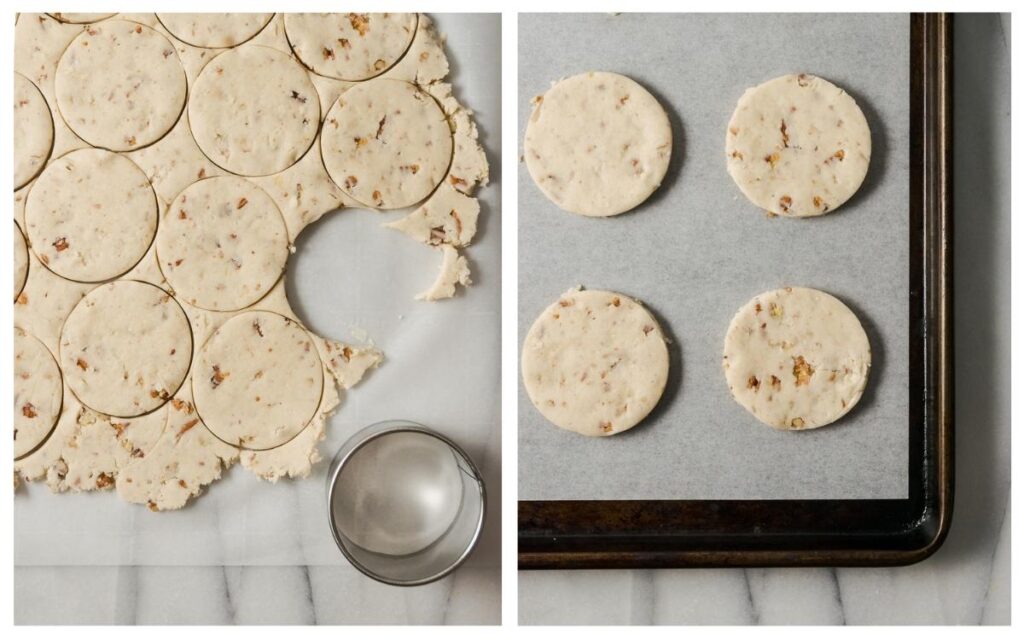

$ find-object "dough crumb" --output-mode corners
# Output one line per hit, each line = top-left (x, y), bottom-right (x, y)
(416, 245), (471, 301)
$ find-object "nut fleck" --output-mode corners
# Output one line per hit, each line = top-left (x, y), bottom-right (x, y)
(747, 376), (761, 391)
(53, 237), (69, 252)
(236, 197), (248, 209)
(778, 196), (792, 213)
(21, 403), (37, 418)
(792, 356), (815, 386)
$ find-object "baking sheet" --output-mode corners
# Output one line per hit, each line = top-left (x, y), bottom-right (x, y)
(14, 13), (501, 567)
(518, 13), (909, 501)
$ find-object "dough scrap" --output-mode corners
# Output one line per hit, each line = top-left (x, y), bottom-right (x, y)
(521, 288), (670, 436)
(386, 182), (479, 247)
(524, 71), (672, 217)
(158, 176), (288, 311)
(193, 311), (323, 450)
(322, 78), (453, 209)
(55, 20), (187, 151)
(189, 44), (320, 177)
(722, 287), (871, 429)
(14, 73), (53, 189)
(157, 13), (273, 49)
(59, 280), (193, 418)
(25, 148), (157, 283)
(14, 222), (29, 300)
(285, 13), (417, 81)
(14, 327), (63, 459)
(726, 73), (871, 217)
(416, 245), (471, 302)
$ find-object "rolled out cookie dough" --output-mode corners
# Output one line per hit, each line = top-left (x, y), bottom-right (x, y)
(158, 176), (289, 311)
(47, 13), (117, 24)
(726, 73), (871, 217)
(285, 13), (417, 81)
(521, 288), (670, 436)
(193, 311), (324, 450)
(322, 78), (453, 209)
(55, 20), (187, 151)
(60, 280), (193, 418)
(157, 13), (274, 49)
(416, 245), (471, 302)
(14, 73), (54, 189)
(524, 71), (672, 217)
(386, 182), (479, 247)
(189, 44), (320, 177)
(14, 328), (63, 459)
(24, 148), (157, 283)
(722, 286), (871, 430)
(14, 221), (28, 300)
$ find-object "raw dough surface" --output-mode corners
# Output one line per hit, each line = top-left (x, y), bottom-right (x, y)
(417, 245), (471, 301)
(59, 280), (193, 418)
(522, 288), (670, 436)
(14, 328), (63, 459)
(193, 311), (324, 450)
(726, 73), (871, 217)
(14, 222), (29, 300)
(386, 182), (479, 247)
(14, 73), (53, 189)
(158, 176), (288, 311)
(722, 286), (871, 429)
(285, 13), (417, 81)
(322, 78), (453, 209)
(524, 71), (672, 217)
(24, 148), (157, 283)
(189, 44), (320, 177)
(48, 13), (117, 24)
(55, 20), (187, 151)
(157, 13), (273, 49)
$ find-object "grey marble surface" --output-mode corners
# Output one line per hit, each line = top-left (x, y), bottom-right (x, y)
(519, 13), (1011, 625)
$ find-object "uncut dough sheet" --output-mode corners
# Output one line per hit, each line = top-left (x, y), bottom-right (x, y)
(518, 14), (909, 501)
(14, 14), (500, 567)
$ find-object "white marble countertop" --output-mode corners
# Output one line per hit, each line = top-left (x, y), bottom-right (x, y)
(519, 13), (1011, 626)
(14, 13), (502, 625)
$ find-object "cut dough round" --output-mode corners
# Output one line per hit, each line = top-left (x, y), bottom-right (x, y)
(24, 148), (157, 283)
(524, 71), (672, 217)
(722, 287), (871, 430)
(322, 78), (452, 209)
(189, 45), (320, 177)
(726, 73), (871, 217)
(55, 20), (186, 151)
(14, 327), (63, 459)
(60, 280), (193, 418)
(521, 289), (670, 437)
(157, 176), (289, 311)
(193, 311), (323, 450)
(284, 13), (417, 81)
(14, 73), (54, 190)
(157, 13), (273, 49)
(14, 222), (28, 301)
(47, 13), (117, 24)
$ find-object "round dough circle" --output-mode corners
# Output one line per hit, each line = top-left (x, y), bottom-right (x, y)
(55, 20), (187, 151)
(726, 73), (871, 217)
(524, 71), (672, 217)
(322, 78), (452, 209)
(25, 148), (157, 283)
(157, 176), (288, 311)
(14, 222), (28, 301)
(521, 289), (670, 437)
(14, 73), (54, 190)
(60, 280), (193, 418)
(189, 45), (320, 177)
(14, 327), (63, 459)
(284, 12), (417, 81)
(157, 13), (273, 49)
(722, 287), (871, 430)
(193, 311), (324, 450)
(47, 13), (117, 24)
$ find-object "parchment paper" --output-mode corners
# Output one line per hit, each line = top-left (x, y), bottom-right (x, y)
(518, 13), (909, 500)
(14, 13), (501, 567)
